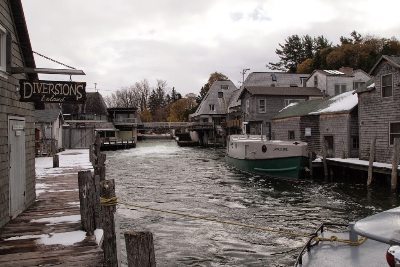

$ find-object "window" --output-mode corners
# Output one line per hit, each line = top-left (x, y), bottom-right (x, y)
(221, 85), (229, 90)
(245, 99), (250, 113)
(284, 99), (304, 107)
(390, 122), (400, 145)
(352, 136), (359, 149)
(258, 99), (266, 113)
(382, 74), (393, 98)
(314, 76), (318, 87)
(209, 104), (215, 111)
(334, 84), (347, 95)
(353, 82), (365, 90)
(288, 131), (295, 140)
(0, 24), (7, 73)
(300, 77), (307, 87)
(218, 92), (223, 98)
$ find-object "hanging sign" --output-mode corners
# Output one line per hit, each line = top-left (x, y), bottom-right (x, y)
(19, 80), (86, 103)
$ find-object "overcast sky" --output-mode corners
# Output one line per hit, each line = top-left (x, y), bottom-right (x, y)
(21, 0), (400, 96)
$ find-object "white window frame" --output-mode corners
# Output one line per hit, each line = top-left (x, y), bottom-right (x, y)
(284, 99), (304, 107)
(209, 104), (215, 111)
(381, 73), (393, 98)
(389, 121), (400, 146)
(258, 98), (266, 113)
(334, 84), (347, 95)
(0, 24), (7, 73)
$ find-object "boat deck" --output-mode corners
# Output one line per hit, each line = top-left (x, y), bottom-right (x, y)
(297, 231), (389, 267)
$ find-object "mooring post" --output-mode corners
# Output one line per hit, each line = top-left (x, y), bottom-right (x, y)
(100, 179), (118, 267)
(95, 153), (107, 181)
(89, 144), (94, 164)
(349, 222), (358, 242)
(322, 140), (328, 180)
(95, 134), (101, 163)
(124, 231), (156, 267)
(78, 170), (95, 235)
(391, 138), (400, 191)
(367, 136), (376, 186)
(94, 174), (102, 228)
(53, 154), (59, 168)
(308, 150), (313, 178)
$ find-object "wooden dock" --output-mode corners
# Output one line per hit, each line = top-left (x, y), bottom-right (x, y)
(0, 150), (104, 266)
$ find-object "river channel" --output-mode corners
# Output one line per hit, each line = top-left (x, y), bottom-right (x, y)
(105, 140), (399, 266)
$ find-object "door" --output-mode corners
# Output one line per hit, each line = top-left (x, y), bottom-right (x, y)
(324, 136), (334, 157)
(8, 117), (26, 218)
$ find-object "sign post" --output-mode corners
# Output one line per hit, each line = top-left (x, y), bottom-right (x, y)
(19, 80), (86, 103)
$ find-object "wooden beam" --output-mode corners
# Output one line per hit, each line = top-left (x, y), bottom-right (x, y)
(11, 67), (85, 75)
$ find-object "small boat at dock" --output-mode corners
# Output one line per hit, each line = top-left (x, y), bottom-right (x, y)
(296, 207), (400, 267)
(225, 135), (308, 179)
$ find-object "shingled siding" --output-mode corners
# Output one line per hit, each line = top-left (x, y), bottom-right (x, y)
(359, 61), (400, 163)
(349, 108), (359, 158)
(0, 0), (35, 227)
(271, 117), (301, 141)
(319, 113), (351, 158)
(272, 115), (320, 153)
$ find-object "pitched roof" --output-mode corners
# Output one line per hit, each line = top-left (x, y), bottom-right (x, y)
(62, 92), (108, 115)
(355, 79), (375, 94)
(369, 55), (400, 75)
(34, 108), (61, 123)
(273, 90), (358, 119)
(244, 72), (309, 87)
(239, 86), (323, 98)
(10, 1), (37, 80)
(191, 80), (237, 117)
(227, 88), (242, 111)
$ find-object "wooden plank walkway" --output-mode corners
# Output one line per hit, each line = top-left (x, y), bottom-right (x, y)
(0, 150), (104, 266)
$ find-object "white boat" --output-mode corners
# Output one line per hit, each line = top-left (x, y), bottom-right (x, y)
(225, 135), (309, 179)
(295, 206), (400, 267)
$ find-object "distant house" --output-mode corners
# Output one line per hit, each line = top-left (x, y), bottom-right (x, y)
(226, 88), (242, 134)
(272, 90), (359, 158)
(34, 108), (63, 155)
(62, 92), (117, 148)
(0, 0), (37, 226)
(244, 72), (309, 87)
(357, 55), (400, 163)
(190, 80), (238, 145)
(306, 67), (370, 96)
(107, 107), (140, 142)
(238, 86), (323, 137)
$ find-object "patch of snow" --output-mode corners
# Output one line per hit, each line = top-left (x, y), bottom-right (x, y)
(367, 82), (375, 88)
(310, 90), (357, 114)
(36, 183), (51, 189)
(37, 231), (86, 246)
(313, 158), (322, 163)
(5, 234), (43, 241)
(94, 229), (104, 246)
(67, 202), (80, 206)
(47, 189), (78, 193)
(279, 102), (298, 112)
(36, 189), (45, 196)
(31, 215), (81, 225)
(328, 158), (400, 170)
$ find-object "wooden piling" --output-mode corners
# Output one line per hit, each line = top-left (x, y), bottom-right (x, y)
(322, 140), (328, 180)
(124, 231), (156, 267)
(391, 138), (400, 191)
(100, 179), (118, 267)
(78, 170), (95, 235)
(308, 150), (313, 178)
(94, 174), (102, 228)
(95, 153), (107, 181)
(367, 136), (376, 186)
(53, 154), (59, 168)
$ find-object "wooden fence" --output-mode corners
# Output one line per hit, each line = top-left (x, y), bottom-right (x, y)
(79, 134), (156, 267)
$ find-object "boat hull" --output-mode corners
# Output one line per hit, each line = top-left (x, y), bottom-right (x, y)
(226, 155), (307, 179)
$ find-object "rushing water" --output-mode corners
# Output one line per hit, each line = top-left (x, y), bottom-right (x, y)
(105, 140), (399, 267)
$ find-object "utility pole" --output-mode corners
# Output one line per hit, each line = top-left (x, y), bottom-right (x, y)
(241, 68), (250, 87)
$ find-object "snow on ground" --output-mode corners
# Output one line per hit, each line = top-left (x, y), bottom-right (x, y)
(31, 215), (81, 225)
(94, 229), (104, 245)
(5, 230), (87, 246)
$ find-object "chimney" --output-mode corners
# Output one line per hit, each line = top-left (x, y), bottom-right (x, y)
(339, 67), (353, 75)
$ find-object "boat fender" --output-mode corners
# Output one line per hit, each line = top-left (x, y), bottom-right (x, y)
(262, 145), (267, 153)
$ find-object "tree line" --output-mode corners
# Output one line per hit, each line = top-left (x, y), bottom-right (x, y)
(104, 79), (197, 122)
(268, 31), (400, 74)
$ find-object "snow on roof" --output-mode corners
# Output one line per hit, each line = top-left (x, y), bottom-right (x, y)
(323, 70), (345, 75)
(279, 102), (298, 112)
(310, 90), (358, 115)
(367, 82), (375, 89)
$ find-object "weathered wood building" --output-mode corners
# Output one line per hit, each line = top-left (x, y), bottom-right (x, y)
(107, 107), (140, 142)
(357, 55), (400, 163)
(239, 86), (323, 137)
(272, 90), (359, 158)
(0, 0), (37, 227)
(34, 108), (63, 155)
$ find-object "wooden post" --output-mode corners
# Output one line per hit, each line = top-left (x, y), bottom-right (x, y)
(322, 139), (328, 180)
(124, 231), (156, 267)
(391, 138), (400, 191)
(95, 153), (106, 181)
(53, 154), (59, 168)
(367, 136), (376, 186)
(308, 150), (313, 178)
(95, 134), (101, 161)
(94, 174), (102, 228)
(89, 144), (93, 164)
(78, 171), (95, 235)
(101, 179), (118, 267)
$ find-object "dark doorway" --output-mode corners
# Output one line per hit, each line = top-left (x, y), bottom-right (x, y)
(324, 136), (334, 157)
